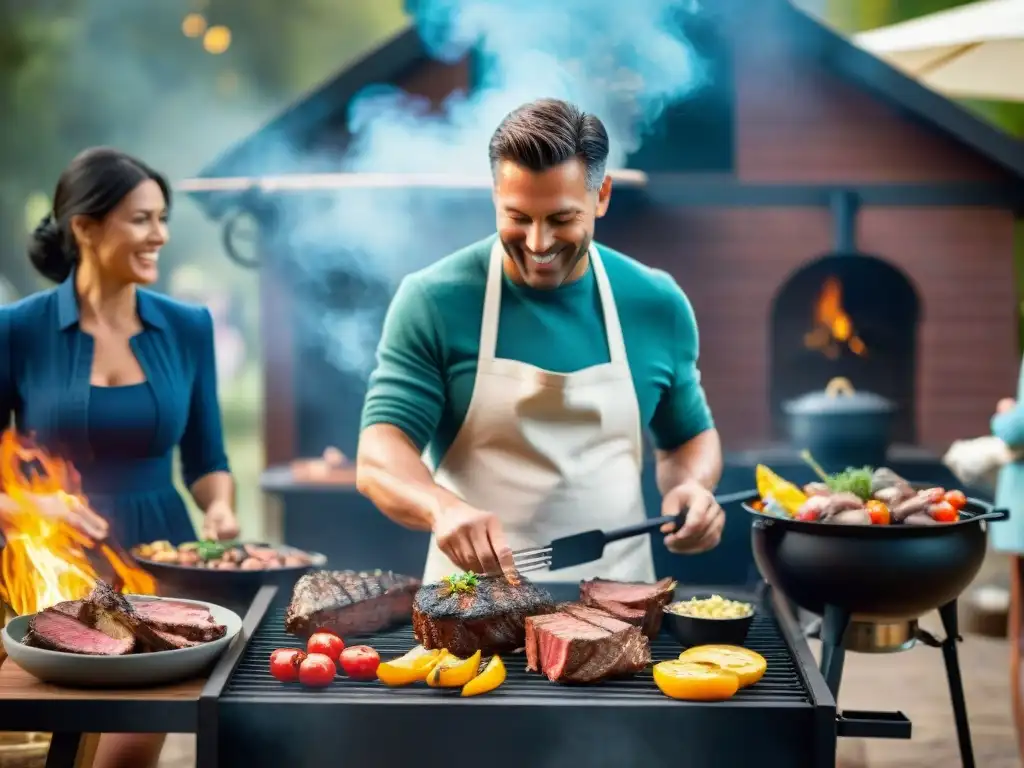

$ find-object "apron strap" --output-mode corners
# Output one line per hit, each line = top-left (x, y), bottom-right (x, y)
(480, 239), (629, 366)
(479, 239), (506, 361)
(588, 246), (628, 366)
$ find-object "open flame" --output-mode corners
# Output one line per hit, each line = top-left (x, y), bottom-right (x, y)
(803, 276), (866, 360)
(0, 430), (154, 616)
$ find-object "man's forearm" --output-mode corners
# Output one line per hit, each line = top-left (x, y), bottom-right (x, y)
(355, 424), (465, 531)
(654, 429), (723, 495)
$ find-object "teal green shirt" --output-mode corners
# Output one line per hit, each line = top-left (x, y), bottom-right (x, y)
(361, 235), (714, 468)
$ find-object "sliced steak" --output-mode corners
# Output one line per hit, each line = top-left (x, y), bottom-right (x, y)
(150, 629), (201, 649)
(413, 574), (556, 657)
(579, 577), (676, 638)
(25, 610), (134, 656)
(525, 607), (649, 683)
(131, 600), (226, 643)
(84, 582), (177, 652)
(285, 570), (421, 638)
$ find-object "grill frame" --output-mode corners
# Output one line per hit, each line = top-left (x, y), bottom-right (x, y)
(200, 583), (843, 768)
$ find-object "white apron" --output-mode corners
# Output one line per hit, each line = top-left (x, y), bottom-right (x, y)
(422, 239), (655, 584)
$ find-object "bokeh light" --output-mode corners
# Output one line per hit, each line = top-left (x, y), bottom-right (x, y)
(203, 26), (232, 55)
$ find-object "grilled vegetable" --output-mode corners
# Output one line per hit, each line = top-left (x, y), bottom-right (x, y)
(865, 500), (890, 525)
(461, 655), (506, 697)
(930, 501), (958, 523)
(755, 464), (807, 515)
(677, 645), (767, 688)
(339, 645), (381, 679)
(376, 648), (446, 687)
(653, 660), (739, 701)
(426, 649), (482, 688)
(298, 653), (336, 687)
(944, 490), (967, 511)
(307, 631), (344, 662)
(269, 648), (306, 683)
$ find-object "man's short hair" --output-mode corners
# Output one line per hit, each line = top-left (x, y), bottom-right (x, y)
(488, 98), (610, 191)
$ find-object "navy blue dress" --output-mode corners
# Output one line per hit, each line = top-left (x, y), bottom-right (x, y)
(0, 272), (230, 547)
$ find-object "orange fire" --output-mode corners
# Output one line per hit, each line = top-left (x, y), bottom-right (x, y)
(0, 430), (154, 616)
(803, 277), (866, 360)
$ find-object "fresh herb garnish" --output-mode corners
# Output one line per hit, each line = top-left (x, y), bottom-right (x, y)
(444, 571), (480, 594)
(800, 450), (874, 501)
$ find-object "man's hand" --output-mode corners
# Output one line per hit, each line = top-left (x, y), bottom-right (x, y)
(997, 397), (1017, 415)
(433, 502), (513, 575)
(201, 500), (240, 541)
(660, 479), (725, 554)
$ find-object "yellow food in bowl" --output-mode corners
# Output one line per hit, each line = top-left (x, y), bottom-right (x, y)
(667, 595), (753, 620)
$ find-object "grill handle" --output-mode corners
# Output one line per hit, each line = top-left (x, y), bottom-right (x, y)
(836, 710), (912, 739)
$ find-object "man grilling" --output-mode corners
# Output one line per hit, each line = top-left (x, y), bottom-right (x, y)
(356, 98), (724, 584)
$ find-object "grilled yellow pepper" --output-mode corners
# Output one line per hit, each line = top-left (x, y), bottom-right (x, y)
(376, 647), (446, 687)
(426, 649), (482, 688)
(461, 655), (506, 697)
(755, 464), (807, 516)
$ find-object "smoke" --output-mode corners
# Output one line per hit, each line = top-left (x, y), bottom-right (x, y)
(303, 0), (710, 379)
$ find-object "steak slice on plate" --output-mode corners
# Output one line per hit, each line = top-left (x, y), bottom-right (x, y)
(285, 569), (421, 638)
(413, 574), (556, 657)
(579, 577), (676, 638)
(25, 610), (134, 656)
(131, 600), (226, 643)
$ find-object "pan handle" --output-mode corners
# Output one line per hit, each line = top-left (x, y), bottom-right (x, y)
(836, 710), (911, 739)
(605, 489), (759, 542)
(968, 507), (1009, 523)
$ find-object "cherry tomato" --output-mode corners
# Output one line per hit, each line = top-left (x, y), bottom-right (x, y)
(865, 500), (890, 525)
(930, 501), (958, 523)
(307, 631), (345, 662)
(299, 653), (337, 687)
(944, 490), (967, 511)
(269, 648), (307, 683)
(339, 645), (381, 680)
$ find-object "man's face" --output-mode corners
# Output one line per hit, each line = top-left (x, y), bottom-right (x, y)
(494, 158), (611, 290)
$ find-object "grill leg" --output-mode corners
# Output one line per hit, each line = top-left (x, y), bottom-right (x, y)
(819, 604), (851, 698)
(938, 600), (975, 768)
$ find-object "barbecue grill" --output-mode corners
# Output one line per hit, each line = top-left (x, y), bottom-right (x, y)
(202, 584), (909, 768)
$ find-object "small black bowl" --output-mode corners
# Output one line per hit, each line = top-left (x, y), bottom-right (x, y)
(662, 600), (755, 648)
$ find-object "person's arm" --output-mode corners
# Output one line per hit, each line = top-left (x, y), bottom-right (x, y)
(356, 277), (456, 530)
(356, 278), (510, 574)
(648, 277), (722, 494)
(992, 403), (1024, 448)
(179, 308), (234, 514)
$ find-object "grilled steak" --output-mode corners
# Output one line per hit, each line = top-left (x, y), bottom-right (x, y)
(20, 582), (223, 656)
(25, 610), (134, 656)
(285, 569), (420, 638)
(413, 574), (556, 657)
(525, 604), (650, 683)
(579, 577), (676, 638)
(132, 600), (226, 642)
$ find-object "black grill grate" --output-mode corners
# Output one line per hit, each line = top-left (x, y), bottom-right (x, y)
(222, 600), (812, 705)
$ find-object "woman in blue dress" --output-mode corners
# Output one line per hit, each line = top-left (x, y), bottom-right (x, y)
(0, 147), (240, 768)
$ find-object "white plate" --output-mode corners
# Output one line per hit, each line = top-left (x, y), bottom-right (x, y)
(1, 595), (242, 688)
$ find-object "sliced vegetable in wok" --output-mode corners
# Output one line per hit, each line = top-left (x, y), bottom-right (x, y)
(751, 462), (968, 527)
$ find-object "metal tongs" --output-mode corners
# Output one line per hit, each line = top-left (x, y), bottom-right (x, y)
(511, 490), (754, 573)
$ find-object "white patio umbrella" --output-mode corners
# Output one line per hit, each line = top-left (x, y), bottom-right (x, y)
(852, 0), (1024, 102)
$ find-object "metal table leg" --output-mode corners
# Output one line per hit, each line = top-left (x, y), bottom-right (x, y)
(819, 604), (851, 698)
(938, 600), (975, 768)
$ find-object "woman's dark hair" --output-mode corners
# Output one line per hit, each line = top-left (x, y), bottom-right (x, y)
(488, 98), (610, 191)
(28, 147), (171, 283)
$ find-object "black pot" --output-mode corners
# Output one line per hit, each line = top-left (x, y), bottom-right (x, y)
(782, 377), (895, 469)
(136, 548), (326, 616)
(744, 494), (1009, 621)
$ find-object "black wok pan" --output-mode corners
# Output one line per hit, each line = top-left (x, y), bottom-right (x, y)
(741, 490), (1009, 622)
(134, 544), (326, 616)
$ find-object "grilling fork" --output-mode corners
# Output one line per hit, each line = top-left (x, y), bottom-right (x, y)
(510, 490), (756, 574)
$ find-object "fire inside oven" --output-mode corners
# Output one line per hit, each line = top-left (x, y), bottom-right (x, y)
(769, 253), (921, 443)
